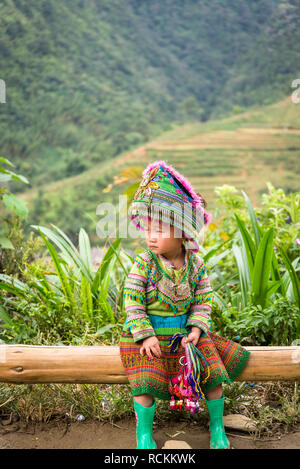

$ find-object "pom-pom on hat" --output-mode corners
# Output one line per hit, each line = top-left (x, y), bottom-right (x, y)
(129, 160), (213, 253)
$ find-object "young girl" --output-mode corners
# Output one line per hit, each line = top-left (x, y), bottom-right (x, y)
(120, 160), (250, 449)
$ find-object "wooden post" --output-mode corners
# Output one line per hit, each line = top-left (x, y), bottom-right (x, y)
(0, 345), (299, 384)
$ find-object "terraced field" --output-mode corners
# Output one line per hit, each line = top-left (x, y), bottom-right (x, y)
(19, 96), (300, 241)
(114, 96), (300, 210)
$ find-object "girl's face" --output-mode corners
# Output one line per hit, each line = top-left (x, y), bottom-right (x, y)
(143, 217), (184, 255)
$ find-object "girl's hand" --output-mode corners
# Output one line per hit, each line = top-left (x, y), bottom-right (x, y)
(140, 336), (161, 359)
(181, 327), (201, 347)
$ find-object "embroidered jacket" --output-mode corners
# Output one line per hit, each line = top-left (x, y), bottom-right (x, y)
(122, 248), (214, 342)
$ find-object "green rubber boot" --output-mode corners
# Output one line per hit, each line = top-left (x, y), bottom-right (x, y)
(134, 400), (157, 449)
(206, 393), (230, 449)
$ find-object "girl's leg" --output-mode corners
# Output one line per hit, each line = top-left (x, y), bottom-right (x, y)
(205, 384), (223, 401)
(134, 393), (154, 407)
(133, 394), (157, 449)
(205, 384), (230, 449)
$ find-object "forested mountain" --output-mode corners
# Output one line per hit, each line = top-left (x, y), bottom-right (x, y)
(211, 1), (300, 117)
(2, 0), (299, 194)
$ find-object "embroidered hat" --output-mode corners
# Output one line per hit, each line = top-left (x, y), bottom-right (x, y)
(129, 160), (213, 252)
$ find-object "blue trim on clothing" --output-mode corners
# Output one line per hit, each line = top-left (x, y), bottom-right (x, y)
(147, 313), (189, 329)
(124, 312), (206, 337)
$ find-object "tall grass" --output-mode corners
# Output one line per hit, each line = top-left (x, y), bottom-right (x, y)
(0, 225), (132, 344)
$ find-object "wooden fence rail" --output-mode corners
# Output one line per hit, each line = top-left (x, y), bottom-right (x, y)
(0, 345), (299, 384)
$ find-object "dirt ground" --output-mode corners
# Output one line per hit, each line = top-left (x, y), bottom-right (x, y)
(1, 418), (300, 449)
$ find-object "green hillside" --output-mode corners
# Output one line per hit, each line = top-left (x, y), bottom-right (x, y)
(1, 0), (294, 192)
(18, 96), (300, 249)
(212, 0), (300, 116)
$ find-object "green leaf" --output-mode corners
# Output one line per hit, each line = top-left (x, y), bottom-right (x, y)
(10, 172), (29, 184)
(0, 305), (13, 327)
(276, 245), (300, 307)
(241, 190), (264, 248)
(234, 213), (256, 276)
(201, 238), (232, 264)
(0, 157), (14, 167)
(80, 276), (94, 321)
(232, 243), (251, 309)
(251, 228), (274, 309)
(91, 238), (122, 295)
(78, 228), (93, 272)
(0, 173), (12, 183)
(270, 248), (285, 296)
(0, 236), (14, 249)
(265, 280), (281, 301)
(0, 277), (30, 299)
(2, 193), (28, 219)
(37, 230), (78, 313)
(0, 167), (29, 184)
(97, 287), (116, 324)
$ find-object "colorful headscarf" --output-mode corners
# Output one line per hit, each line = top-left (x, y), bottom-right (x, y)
(129, 160), (212, 253)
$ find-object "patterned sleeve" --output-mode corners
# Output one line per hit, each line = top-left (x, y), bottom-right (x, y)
(186, 260), (214, 335)
(123, 254), (156, 343)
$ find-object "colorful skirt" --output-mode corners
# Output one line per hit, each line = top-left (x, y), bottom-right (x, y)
(120, 313), (251, 401)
